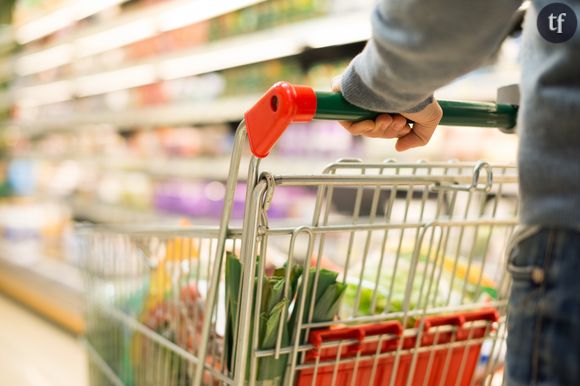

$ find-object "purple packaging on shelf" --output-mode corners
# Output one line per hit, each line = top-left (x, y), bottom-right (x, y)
(153, 181), (314, 219)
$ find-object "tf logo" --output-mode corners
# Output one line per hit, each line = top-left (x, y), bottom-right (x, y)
(537, 2), (577, 43)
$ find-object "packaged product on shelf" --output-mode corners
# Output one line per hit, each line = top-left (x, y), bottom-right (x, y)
(135, 82), (168, 106)
(305, 59), (350, 91)
(94, 170), (152, 210)
(120, 172), (153, 209)
(33, 100), (75, 120)
(6, 158), (37, 196)
(169, 21), (210, 52)
(125, 18), (211, 61)
(154, 180), (219, 218)
(104, 89), (132, 111)
(154, 181), (314, 220)
(13, 0), (68, 32)
(28, 62), (73, 84)
(0, 198), (71, 248)
(123, 130), (153, 157)
(275, 121), (357, 157)
(207, 0), (329, 41)
(221, 59), (303, 97)
(160, 124), (230, 157)
(77, 94), (108, 115)
(71, 49), (125, 75)
(97, 49), (126, 71)
(163, 73), (226, 103)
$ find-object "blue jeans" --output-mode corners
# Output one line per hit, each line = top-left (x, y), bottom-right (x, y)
(506, 228), (580, 386)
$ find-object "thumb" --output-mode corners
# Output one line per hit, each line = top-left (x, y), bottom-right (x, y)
(395, 121), (437, 151)
(395, 100), (442, 151)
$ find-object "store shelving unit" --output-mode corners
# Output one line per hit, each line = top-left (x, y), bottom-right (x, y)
(71, 196), (188, 224)
(0, 0), (521, 334)
(0, 242), (84, 334)
(16, 9), (369, 79)
(14, 11), (372, 132)
(17, 93), (260, 134)
(2, 1), (373, 333)
(14, 153), (336, 179)
(15, 0), (260, 47)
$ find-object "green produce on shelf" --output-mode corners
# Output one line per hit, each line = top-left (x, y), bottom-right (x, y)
(0, 0), (16, 24)
(208, 0), (329, 41)
(221, 59), (303, 98)
(305, 59), (350, 91)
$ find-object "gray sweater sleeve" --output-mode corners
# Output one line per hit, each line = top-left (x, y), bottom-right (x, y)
(341, 0), (523, 113)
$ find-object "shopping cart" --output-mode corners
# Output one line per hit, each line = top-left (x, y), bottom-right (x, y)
(81, 82), (519, 386)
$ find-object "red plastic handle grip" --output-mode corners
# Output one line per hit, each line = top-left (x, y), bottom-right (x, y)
(309, 327), (365, 357)
(462, 308), (500, 323)
(309, 322), (403, 348)
(244, 82), (316, 158)
(309, 328), (364, 348)
(418, 315), (466, 332)
(361, 321), (404, 338)
(308, 321), (403, 357)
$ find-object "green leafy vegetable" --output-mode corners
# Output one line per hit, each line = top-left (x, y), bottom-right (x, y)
(225, 253), (345, 386)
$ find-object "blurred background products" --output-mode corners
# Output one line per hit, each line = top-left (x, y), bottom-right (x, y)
(0, 0), (522, 385)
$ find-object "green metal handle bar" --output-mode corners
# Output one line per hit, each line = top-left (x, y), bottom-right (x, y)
(244, 82), (518, 158)
(314, 91), (518, 130)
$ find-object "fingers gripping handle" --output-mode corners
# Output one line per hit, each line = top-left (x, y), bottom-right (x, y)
(244, 82), (518, 158)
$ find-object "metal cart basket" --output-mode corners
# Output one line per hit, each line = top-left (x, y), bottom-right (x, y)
(82, 82), (519, 386)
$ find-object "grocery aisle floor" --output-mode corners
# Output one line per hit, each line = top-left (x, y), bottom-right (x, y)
(0, 294), (88, 386)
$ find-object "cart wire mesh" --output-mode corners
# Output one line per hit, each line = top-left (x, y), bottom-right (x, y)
(82, 156), (518, 386)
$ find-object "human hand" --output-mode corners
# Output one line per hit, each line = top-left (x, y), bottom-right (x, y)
(331, 77), (442, 151)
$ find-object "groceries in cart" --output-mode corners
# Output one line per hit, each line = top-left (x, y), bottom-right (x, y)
(221, 243), (502, 386)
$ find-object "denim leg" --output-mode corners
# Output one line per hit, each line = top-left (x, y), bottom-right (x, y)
(505, 228), (580, 386)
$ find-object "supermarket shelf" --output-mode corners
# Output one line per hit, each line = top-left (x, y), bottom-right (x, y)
(14, 153), (339, 180)
(155, 10), (370, 81)
(0, 90), (11, 111)
(71, 198), (244, 227)
(15, 11), (371, 102)
(0, 242), (84, 334)
(0, 58), (12, 82)
(16, 94), (260, 134)
(71, 197), (191, 224)
(72, 0), (265, 58)
(17, 0), (264, 63)
(0, 26), (13, 49)
(87, 155), (250, 180)
(15, 0), (132, 44)
(14, 66), (519, 133)
(435, 67), (521, 102)
(118, 155), (338, 179)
